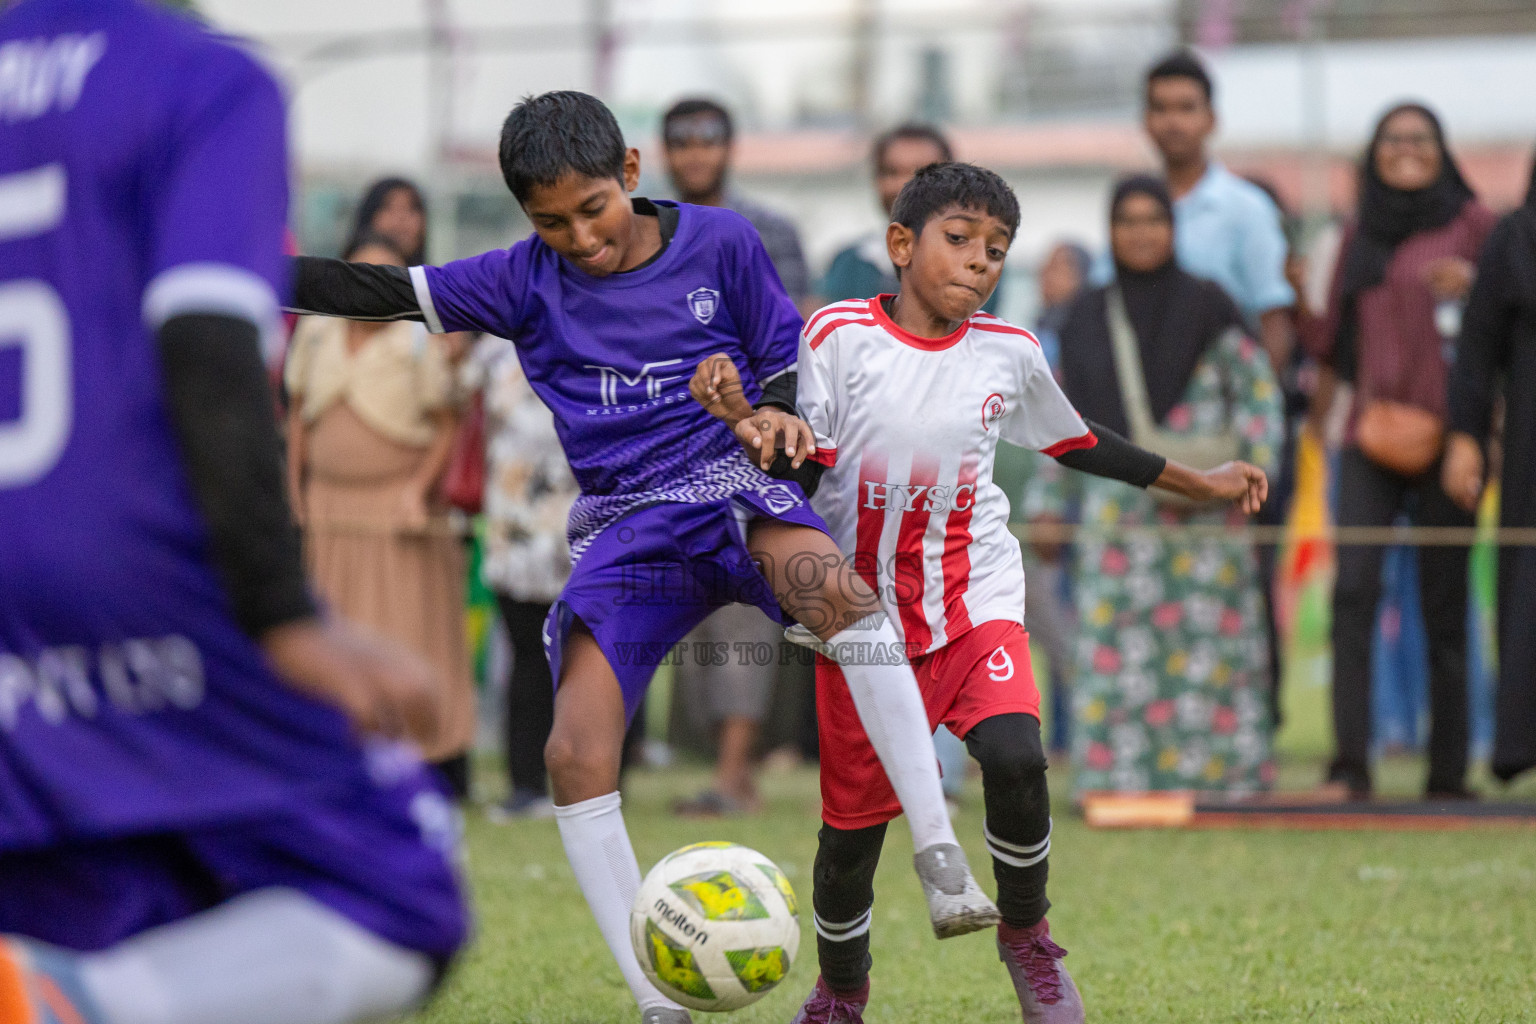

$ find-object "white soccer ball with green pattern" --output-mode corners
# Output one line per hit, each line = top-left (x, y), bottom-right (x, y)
(630, 841), (800, 1011)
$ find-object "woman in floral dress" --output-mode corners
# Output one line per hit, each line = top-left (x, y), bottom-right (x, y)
(1025, 176), (1284, 796)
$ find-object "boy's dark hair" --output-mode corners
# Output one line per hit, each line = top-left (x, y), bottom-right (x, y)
(661, 98), (734, 145)
(499, 91), (628, 203)
(1146, 48), (1214, 105)
(872, 123), (953, 169)
(890, 162), (1020, 240)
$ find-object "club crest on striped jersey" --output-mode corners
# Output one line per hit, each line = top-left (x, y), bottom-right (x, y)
(982, 392), (1006, 430)
(687, 287), (721, 324)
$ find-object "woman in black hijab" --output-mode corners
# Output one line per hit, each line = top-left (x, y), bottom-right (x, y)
(1059, 175), (1246, 435)
(1310, 102), (1496, 800)
(1444, 145), (1536, 785)
(347, 178), (428, 265)
(1331, 103), (1477, 381)
(1027, 174), (1284, 797)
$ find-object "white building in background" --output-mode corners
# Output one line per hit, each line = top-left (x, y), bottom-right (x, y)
(206, 0), (1171, 169)
(203, 0), (1536, 308)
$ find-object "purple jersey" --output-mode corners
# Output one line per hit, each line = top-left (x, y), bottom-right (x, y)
(413, 202), (806, 557)
(0, 0), (375, 849)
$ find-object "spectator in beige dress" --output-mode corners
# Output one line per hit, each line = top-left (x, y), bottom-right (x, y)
(284, 235), (476, 797)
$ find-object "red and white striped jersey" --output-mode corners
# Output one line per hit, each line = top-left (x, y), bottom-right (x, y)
(798, 296), (1096, 654)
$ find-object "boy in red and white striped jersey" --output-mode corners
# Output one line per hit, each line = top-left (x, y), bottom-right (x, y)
(693, 162), (1266, 1023)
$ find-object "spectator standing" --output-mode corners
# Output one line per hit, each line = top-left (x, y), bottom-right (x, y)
(347, 177), (476, 365)
(347, 177), (429, 264)
(1023, 241), (1091, 755)
(284, 236), (475, 796)
(660, 97), (809, 813)
(1131, 50), (1298, 714)
(822, 124), (953, 303)
(1444, 145), (1536, 786)
(1033, 241), (1091, 369)
(661, 98), (812, 309)
(1307, 103), (1495, 799)
(1026, 176), (1283, 796)
(474, 340), (581, 819)
(1241, 173), (1323, 726)
(1135, 51), (1295, 364)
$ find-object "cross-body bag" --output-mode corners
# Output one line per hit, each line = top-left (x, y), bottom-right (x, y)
(1106, 285), (1242, 504)
(1354, 402), (1444, 478)
(1341, 291), (1446, 478)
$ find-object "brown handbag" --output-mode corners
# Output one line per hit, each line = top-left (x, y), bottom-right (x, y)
(1355, 400), (1444, 477)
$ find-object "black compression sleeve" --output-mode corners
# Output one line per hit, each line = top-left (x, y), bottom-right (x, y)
(287, 256), (423, 322)
(755, 370), (799, 414)
(1053, 419), (1166, 489)
(158, 314), (316, 637)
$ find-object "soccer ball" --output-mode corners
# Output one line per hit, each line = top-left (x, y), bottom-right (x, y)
(630, 841), (801, 1012)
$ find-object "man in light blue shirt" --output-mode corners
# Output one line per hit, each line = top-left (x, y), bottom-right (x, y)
(1170, 159), (1295, 329)
(1094, 50), (1297, 723)
(1095, 50), (1295, 372)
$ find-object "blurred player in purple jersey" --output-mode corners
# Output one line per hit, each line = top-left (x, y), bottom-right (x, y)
(289, 90), (996, 1023)
(0, 2), (467, 1023)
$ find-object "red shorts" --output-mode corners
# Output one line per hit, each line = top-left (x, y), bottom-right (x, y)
(817, 619), (1040, 830)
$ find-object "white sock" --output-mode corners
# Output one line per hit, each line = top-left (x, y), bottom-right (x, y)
(555, 792), (683, 1013)
(80, 888), (434, 1024)
(824, 614), (959, 854)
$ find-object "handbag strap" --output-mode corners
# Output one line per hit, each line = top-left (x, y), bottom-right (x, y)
(1108, 286), (1245, 436)
(1105, 284), (1159, 440)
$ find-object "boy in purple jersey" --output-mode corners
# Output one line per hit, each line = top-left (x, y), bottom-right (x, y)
(289, 90), (996, 1023)
(0, 2), (466, 1023)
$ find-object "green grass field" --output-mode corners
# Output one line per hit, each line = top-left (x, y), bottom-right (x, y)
(410, 661), (1536, 1024)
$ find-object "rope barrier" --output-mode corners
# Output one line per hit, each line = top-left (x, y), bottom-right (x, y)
(1009, 522), (1536, 548)
(299, 516), (1534, 547)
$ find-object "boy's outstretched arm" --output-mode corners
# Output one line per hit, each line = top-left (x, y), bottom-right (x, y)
(1150, 456), (1268, 514)
(286, 255), (426, 322)
(1053, 420), (1268, 515)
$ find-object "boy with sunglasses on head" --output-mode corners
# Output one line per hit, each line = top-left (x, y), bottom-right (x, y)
(286, 90), (999, 1024)
(694, 162), (1267, 1023)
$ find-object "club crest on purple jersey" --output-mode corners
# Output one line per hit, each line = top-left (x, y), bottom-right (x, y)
(757, 482), (802, 515)
(687, 287), (720, 325)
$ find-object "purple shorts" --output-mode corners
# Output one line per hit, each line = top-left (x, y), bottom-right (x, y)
(0, 742), (467, 960)
(545, 492), (827, 722)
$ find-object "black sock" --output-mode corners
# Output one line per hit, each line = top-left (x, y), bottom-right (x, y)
(965, 713), (1051, 928)
(812, 821), (886, 994)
